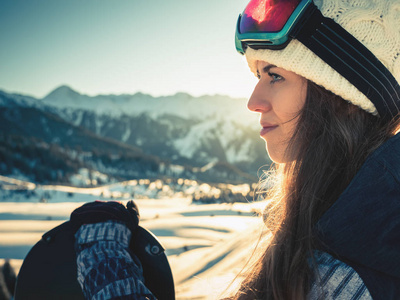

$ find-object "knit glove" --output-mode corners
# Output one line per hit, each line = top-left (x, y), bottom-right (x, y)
(70, 200), (140, 234)
(71, 200), (157, 299)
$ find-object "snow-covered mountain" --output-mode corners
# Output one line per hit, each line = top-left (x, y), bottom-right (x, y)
(0, 87), (270, 184)
(42, 86), (254, 121)
(39, 86), (268, 171)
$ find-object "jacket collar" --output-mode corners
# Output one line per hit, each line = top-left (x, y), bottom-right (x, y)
(315, 133), (400, 279)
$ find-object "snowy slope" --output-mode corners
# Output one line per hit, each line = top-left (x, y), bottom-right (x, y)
(0, 90), (44, 109)
(0, 179), (268, 299)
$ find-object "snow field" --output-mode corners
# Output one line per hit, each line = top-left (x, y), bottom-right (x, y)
(0, 192), (267, 299)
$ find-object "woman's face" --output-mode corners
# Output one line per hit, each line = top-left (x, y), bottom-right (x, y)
(248, 60), (307, 163)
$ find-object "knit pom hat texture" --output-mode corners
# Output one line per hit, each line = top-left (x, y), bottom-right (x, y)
(245, 0), (400, 115)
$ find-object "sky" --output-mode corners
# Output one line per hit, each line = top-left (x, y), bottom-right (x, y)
(0, 0), (258, 99)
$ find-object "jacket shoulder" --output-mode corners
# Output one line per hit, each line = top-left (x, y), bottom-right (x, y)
(308, 251), (372, 300)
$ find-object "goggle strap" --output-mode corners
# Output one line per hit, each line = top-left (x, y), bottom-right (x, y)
(289, 1), (318, 40)
(314, 26), (399, 115)
(296, 3), (400, 121)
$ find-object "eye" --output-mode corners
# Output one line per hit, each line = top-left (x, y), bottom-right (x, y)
(268, 72), (283, 83)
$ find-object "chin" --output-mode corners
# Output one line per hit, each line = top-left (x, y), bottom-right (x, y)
(269, 155), (285, 164)
(267, 150), (283, 164)
(266, 146), (288, 164)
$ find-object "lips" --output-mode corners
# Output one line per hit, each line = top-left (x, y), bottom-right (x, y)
(260, 122), (278, 136)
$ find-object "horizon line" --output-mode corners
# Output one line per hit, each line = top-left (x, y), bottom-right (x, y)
(0, 85), (249, 101)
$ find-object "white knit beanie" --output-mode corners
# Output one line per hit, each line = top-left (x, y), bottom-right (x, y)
(245, 0), (400, 115)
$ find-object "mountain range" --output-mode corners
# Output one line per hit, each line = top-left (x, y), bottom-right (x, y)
(0, 86), (270, 185)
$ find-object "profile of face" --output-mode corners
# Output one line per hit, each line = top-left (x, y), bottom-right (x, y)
(248, 61), (308, 163)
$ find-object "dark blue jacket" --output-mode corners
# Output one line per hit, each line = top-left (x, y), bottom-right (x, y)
(315, 133), (400, 299)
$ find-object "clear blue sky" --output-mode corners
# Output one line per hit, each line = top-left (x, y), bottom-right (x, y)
(0, 0), (257, 99)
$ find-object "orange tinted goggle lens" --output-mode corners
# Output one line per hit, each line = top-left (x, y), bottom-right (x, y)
(239, 0), (301, 33)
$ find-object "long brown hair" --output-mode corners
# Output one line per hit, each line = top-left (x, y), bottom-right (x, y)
(232, 81), (400, 299)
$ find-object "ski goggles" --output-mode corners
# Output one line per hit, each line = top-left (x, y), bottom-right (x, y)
(235, 0), (400, 122)
(235, 0), (311, 54)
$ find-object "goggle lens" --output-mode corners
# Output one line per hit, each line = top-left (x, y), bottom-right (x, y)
(239, 0), (301, 34)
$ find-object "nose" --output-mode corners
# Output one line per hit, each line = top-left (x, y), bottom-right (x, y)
(247, 81), (271, 113)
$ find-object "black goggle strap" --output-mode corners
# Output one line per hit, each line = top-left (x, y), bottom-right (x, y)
(294, 3), (400, 122)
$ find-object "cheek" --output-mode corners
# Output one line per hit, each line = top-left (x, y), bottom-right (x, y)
(275, 99), (303, 122)
(291, 86), (307, 113)
(274, 94), (305, 142)
(279, 83), (307, 119)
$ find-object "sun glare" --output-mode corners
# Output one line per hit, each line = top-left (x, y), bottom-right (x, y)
(247, 0), (270, 24)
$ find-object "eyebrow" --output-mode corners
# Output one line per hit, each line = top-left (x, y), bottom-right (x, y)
(257, 64), (277, 77)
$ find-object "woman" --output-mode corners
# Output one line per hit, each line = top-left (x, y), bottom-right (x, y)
(70, 0), (400, 299)
(233, 0), (400, 299)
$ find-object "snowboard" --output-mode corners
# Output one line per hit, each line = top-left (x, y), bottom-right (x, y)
(14, 221), (175, 300)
